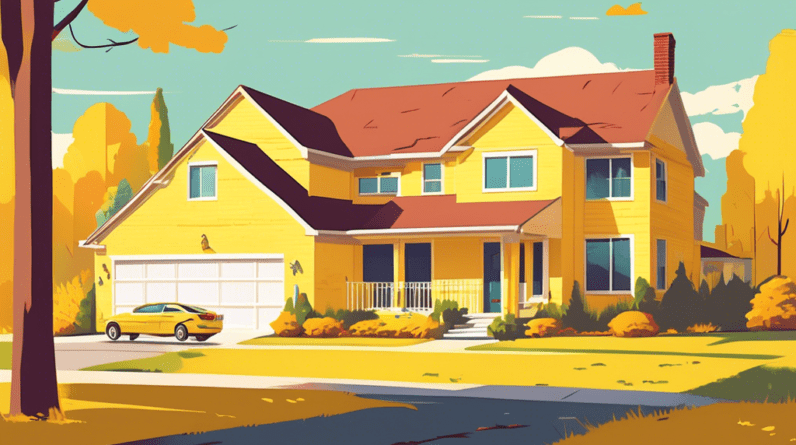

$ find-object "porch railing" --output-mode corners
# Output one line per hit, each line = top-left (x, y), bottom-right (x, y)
(347, 280), (483, 313)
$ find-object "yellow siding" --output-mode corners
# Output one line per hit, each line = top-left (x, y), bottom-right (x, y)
(455, 104), (564, 203)
(309, 163), (351, 199)
(207, 97), (310, 189)
(314, 241), (357, 312)
(95, 253), (112, 326)
(97, 139), (316, 321)
(433, 237), (482, 280)
(350, 160), (456, 203)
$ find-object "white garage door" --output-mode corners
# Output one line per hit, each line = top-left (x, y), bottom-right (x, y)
(113, 255), (285, 329)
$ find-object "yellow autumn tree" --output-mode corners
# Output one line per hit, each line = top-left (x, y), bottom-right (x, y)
(0, 9), (13, 332)
(53, 269), (92, 335)
(739, 29), (796, 276)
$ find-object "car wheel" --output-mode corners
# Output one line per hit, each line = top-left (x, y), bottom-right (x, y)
(129, 334), (139, 341)
(106, 323), (121, 341)
(175, 324), (189, 342)
(195, 335), (209, 342)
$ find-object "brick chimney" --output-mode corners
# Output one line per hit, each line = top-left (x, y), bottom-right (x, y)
(654, 32), (675, 86)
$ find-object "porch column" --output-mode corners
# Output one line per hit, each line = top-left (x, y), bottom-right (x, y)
(395, 241), (404, 309)
(505, 242), (520, 316)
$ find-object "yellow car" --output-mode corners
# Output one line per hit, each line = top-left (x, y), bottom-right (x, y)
(105, 303), (224, 342)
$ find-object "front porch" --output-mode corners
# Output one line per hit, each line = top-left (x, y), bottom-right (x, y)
(344, 236), (553, 315)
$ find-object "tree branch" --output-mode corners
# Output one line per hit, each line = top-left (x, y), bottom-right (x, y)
(767, 226), (779, 247)
(52, 0), (88, 41)
(68, 23), (138, 52)
(1, 0), (24, 88)
(782, 218), (790, 237)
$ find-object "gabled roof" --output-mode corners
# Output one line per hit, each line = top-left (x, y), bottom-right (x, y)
(311, 70), (669, 157)
(701, 245), (742, 260)
(206, 131), (559, 233)
(240, 86), (353, 158)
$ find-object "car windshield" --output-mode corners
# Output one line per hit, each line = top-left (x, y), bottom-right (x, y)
(133, 304), (165, 313)
(179, 305), (207, 313)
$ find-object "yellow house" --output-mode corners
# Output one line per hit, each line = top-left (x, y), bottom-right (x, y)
(81, 33), (714, 330)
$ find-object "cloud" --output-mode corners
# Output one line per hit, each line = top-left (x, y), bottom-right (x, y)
(432, 59), (489, 64)
(569, 17), (599, 20)
(52, 87), (160, 96)
(52, 132), (74, 169)
(606, 3), (648, 16)
(692, 122), (740, 160)
(399, 53), (481, 58)
(681, 76), (758, 120)
(468, 47), (630, 81)
(306, 38), (394, 43)
(524, 15), (562, 19)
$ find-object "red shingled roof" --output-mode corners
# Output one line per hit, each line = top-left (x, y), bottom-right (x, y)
(205, 131), (558, 232)
(311, 70), (670, 157)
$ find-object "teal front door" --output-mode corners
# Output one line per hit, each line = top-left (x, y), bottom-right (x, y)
(483, 242), (502, 313)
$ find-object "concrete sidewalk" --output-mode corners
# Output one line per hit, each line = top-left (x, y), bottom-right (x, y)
(0, 369), (721, 408)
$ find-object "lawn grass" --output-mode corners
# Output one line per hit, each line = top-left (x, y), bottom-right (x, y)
(0, 382), (413, 445)
(0, 342), (9, 370)
(239, 336), (430, 347)
(553, 401), (796, 444)
(687, 365), (796, 402)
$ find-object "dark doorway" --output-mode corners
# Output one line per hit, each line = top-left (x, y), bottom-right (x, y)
(483, 242), (502, 313)
(363, 244), (394, 307)
(405, 243), (432, 310)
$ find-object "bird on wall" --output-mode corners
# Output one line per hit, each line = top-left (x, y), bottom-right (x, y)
(289, 260), (303, 276)
(98, 277), (104, 286)
(201, 234), (216, 253)
(102, 263), (111, 279)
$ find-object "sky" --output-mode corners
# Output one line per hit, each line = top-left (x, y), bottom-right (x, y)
(51, 0), (796, 241)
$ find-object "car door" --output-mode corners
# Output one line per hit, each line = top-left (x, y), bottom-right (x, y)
(159, 305), (186, 334)
(136, 304), (165, 334)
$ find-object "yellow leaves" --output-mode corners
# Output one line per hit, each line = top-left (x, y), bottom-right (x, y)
(738, 420), (755, 426)
(261, 398), (273, 403)
(763, 426), (776, 432)
(53, 270), (93, 335)
(87, 0), (228, 54)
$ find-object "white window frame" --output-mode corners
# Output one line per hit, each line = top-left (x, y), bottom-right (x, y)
(656, 239), (667, 290)
(358, 173), (401, 196)
(187, 161), (218, 201)
(583, 234), (635, 294)
(422, 162), (444, 195)
(482, 149), (538, 193)
(655, 157), (668, 204)
(584, 155), (634, 202)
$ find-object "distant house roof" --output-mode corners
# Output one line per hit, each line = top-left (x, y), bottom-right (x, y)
(310, 70), (670, 157)
(701, 245), (741, 259)
(205, 131), (558, 232)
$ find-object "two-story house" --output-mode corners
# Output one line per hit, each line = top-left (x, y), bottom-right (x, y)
(81, 33), (714, 330)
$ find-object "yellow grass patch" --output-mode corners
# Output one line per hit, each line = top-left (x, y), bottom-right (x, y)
(0, 383), (414, 445)
(554, 401), (796, 444)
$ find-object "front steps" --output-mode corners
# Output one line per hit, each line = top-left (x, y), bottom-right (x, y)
(442, 313), (499, 340)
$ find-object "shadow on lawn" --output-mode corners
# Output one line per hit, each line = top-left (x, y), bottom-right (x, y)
(703, 330), (796, 346)
(688, 364), (796, 402)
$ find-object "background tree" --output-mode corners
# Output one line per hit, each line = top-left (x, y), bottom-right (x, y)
(658, 262), (701, 331)
(0, 0), (230, 419)
(738, 30), (796, 278)
(146, 87), (175, 174)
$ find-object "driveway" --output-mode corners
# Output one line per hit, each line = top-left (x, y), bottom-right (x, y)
(50, 329), (270, 370)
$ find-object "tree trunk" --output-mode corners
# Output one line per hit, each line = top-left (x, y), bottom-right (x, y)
(6, 0), (59, 418)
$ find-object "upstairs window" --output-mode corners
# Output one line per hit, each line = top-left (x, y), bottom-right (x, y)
(359, 175), (399, 195)
(189, 163), (217, 200)
(656, 159), (667, 202)
(423, 163), (443, 194)
(483, 150), (537, 192)
(586, 158), (632, 200)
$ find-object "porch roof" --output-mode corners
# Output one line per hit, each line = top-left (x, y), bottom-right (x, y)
(206, 131), (560, 234)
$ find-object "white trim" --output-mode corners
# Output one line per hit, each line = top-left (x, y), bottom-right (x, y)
(421, 162), (445, 195)
(542, 238), (549, 300)
(440, 93), (512, 154)
(202, 131), (319, 236)
(584, 154), (634, 202)
(656, 238), (667, 290)
(78, 240), (106, 251)
(584, 234), (635, 294)
(357, 173), (401, 196)
(482, 149), (538, 193)
(341, 225), (520, 236)
(654, 157), (668, 204)
(110, 253), (285, 262)
(567, 142), (647, 150)
(187, 161), (219, 201)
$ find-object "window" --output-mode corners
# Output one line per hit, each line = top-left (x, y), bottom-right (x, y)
(532, 241), (544, 296)
(586, 237), (631, 292)
(133, 304), (165, 313)
(164, 306), (183, 313)
(656, 239), (667, 290)
(586, 158), (632, 200)
(483, 151), (537, 192)
(189, 164), (217, 200)
(359, 175), (399, 195)
(656, 159), (667, 202)
(423, 163), (443, 194)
